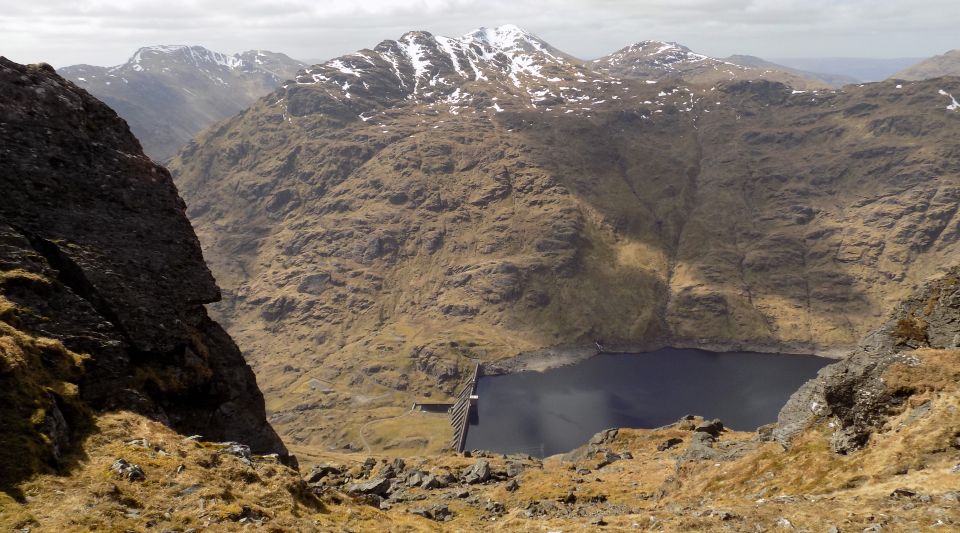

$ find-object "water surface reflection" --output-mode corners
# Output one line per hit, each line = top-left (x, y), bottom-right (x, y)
(465, 348), (831, 457)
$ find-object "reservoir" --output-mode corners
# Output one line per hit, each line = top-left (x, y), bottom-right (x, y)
(465, 348), (832, 457)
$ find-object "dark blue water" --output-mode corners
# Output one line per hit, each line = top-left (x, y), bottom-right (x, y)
(465, 348), (832, 457)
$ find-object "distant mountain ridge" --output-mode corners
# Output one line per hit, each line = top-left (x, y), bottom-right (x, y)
(59, 45), (305, 161)
(275, 25), (843, 125)
(57, 34), (858, 161)
(591, 41), (832, 89)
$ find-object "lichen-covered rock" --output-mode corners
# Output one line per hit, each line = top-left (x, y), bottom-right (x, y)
(773, 267), (960, 453)
(112, 458), (145, 481)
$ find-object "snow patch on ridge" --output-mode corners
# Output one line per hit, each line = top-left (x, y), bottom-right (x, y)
(293, 24), (570, 101)
(398, 34), (431, 94)
(284, 24), (711, 123)
(939, 89), (959, 111)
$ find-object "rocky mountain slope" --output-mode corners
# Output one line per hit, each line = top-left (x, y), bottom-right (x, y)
(592, 41), (832, 89)
(6, 264), (959, 531)
(171, 22), (960, 449)
(59, 46), (304, 161)
(0, 56), (287, 501)
(893, 49), (960, 80)
(168, 25), (960, 452)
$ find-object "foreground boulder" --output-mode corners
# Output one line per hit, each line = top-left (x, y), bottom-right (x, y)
(347, 477), (392, 497)
(461, 460), (491, 484)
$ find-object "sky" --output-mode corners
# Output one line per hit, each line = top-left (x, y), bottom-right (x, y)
(1, 0), (958, 68)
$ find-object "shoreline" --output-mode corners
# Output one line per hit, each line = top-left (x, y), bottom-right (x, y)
(484, 339), (852, 376)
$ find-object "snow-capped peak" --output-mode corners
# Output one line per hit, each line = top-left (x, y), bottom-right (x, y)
(123, 45), (243, 72)
(104, 45), (303, 83)
(632, 41), (687, 54)
(464, 24), (536, 49)
(462, 24), (562, 60)
(592, 39), (726, 76)
(291, 24), (574, 102)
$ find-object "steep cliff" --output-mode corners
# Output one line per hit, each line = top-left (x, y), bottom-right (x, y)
(0, 57), (286, 495)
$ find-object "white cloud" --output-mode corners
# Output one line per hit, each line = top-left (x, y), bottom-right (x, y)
(0, 0), (957, 67)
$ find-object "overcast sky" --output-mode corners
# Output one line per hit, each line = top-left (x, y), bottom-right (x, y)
(2, 0), (958, 68)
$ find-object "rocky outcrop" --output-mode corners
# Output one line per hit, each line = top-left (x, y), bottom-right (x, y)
(773, 267), (960, 452)
(0, 57), (287, 488)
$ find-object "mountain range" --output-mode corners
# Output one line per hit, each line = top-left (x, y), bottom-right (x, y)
(56, 37), (960, 170)
(168, 25), (960, 453)
(3, 22), (960, 531)
(59, 45), (304, 161)
(59, 32), (886, 163)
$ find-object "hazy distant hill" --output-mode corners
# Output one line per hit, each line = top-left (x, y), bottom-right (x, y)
(60, 46), (305, 160)
(726, 55), (858, 88)
(892, 50), (960, 80)
(771, 57), (924, 82)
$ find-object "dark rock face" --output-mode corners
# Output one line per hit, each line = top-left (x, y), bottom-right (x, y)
(0, 58), (286, 458)
(774, 267), (960, 452)
(1, 59), (217, 353)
